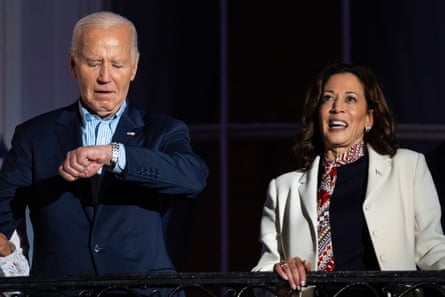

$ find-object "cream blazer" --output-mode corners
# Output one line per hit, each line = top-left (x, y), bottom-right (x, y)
(253, 146), (445, 272)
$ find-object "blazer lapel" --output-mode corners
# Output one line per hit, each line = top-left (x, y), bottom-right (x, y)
(365, 145), (391, 201)
(55, 103), (83, 155)
(284, 157), (320, 263)
(298, 156), (320, 231)
(94, 105), (146, 220)
(298, 147), (390, 221)
(111, 106), (146, 145)
(55, 103), (95, 221)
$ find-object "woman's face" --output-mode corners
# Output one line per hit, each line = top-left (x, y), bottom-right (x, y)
(318, 73), (374, 156)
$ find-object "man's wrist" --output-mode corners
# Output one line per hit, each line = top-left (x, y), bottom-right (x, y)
(109, 142), (119, 170)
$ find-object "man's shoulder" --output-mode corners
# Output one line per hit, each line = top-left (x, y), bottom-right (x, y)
(139, 110), (182, 122)
(20, 102), (77, 128)
(131, 108), (187, 128)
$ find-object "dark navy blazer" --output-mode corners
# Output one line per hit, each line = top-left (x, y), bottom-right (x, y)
(0, 101), (208, 277)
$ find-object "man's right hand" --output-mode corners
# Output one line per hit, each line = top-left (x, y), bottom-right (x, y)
(59, 145), (113, 181)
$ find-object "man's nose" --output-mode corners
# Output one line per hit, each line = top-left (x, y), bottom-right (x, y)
(97, 65), (111, 83)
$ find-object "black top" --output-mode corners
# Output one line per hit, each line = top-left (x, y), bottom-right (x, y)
(320, 155), (380, 271)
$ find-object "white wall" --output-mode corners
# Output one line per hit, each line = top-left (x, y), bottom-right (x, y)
(0, 0), (105, 264)
(0, 0), (104, 147)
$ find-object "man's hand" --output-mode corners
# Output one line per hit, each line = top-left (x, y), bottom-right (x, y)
(0, 233), (15, 257)
(59, 145), (113, 181)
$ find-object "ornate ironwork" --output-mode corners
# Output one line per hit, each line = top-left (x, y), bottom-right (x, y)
(0, 271), (444, 297)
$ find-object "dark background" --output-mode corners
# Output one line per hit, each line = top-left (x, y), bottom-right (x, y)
(102, 1), (445, 273)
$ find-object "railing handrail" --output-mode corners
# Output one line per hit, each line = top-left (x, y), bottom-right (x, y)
(1, 271), (445, 291)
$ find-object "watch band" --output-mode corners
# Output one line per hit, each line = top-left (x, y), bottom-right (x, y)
(110, 142), (119, 170)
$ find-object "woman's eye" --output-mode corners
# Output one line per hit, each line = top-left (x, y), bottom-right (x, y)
(321, 95), (333, 102)
(345, 96), (357, 103)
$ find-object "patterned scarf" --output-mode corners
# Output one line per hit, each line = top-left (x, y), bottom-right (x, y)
(317, 141), (367, 271)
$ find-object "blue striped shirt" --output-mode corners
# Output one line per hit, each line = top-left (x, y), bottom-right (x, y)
(78, 100), (127, 173)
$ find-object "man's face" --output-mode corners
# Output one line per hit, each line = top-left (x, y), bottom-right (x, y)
(70, 25), (139, 118)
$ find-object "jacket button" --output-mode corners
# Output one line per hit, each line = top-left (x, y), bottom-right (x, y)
(94, 244), (103, 253)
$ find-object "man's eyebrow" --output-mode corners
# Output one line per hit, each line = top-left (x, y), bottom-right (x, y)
(85, 57), (102, 62)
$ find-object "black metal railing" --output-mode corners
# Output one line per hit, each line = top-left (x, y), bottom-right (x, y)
(1, 271), (445, 297)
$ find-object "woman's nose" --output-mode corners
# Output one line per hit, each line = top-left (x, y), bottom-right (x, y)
(330, 99), (344, 113)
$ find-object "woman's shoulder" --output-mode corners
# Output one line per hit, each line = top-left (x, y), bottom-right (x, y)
(373, 147), (428, 170)
(392, 147), (425, 161)
(272, 170), (305, 185)
(271, 157), (319, 185)
(370, 145), (424, 160)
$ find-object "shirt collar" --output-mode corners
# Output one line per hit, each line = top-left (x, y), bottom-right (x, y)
(78, 99), (128, 128)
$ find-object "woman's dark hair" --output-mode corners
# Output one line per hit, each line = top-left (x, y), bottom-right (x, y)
(293, 62), (399, 169)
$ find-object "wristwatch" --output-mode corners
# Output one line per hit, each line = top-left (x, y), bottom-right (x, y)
(109, 142), (119, 170)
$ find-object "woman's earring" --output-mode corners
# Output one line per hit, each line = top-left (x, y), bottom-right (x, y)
(365, 126), (372, 133)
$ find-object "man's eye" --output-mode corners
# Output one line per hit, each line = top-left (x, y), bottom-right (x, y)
(113, 64), (123, 69)
(88, 63), (100, 68)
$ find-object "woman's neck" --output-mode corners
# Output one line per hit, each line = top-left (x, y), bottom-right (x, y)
(324, 140), (366, 162)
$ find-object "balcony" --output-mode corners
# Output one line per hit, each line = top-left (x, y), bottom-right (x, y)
(1, 271), (445, 297)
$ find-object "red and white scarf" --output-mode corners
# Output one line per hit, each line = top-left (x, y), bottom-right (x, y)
(317, 141), (367, 271)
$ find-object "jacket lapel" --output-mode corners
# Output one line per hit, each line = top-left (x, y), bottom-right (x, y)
(94, 105), (146, 220)
(298, 147), (390, 224)
(365, 145), (391, 202)
(298, 156), (320, 232)
(284, 157), (320, 264)
(111, 106), (146, 145)
(55, 103), (95, 221)
(55, 103), (83, 155)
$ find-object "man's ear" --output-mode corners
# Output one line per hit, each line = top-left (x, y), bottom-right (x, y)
(69, 53), (78, 79)
(130, 53), (140, 81)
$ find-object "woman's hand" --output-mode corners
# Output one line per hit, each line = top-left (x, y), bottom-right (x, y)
(0, 232), (15, 257)
(274, 257), (312, 291)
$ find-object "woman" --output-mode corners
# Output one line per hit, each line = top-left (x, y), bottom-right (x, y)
(252, 63), (445, 293)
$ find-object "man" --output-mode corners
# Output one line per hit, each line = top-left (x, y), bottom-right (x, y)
(0, 10), (208, 281)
